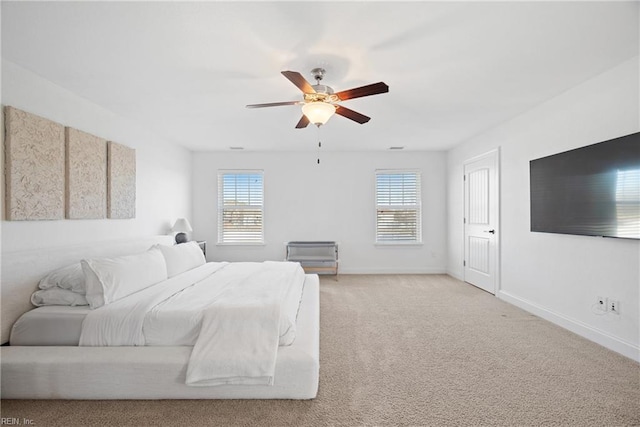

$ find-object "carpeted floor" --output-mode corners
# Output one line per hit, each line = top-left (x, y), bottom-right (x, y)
(2, 274), (639, 426)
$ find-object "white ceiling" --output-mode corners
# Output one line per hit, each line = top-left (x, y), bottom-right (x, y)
(1, 1), (638, 152)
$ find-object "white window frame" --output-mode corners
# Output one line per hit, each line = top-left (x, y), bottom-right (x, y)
(375, 169), (423, 245)
(217, 170), (265, 245)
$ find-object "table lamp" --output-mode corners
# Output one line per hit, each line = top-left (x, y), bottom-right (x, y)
(172, 218), (193, 244)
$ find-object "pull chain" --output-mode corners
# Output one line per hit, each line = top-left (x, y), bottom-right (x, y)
(316, 125), (322, 165)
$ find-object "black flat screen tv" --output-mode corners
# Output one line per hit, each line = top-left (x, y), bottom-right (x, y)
(530, 132), (640, 239)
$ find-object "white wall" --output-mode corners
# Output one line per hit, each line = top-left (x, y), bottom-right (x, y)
(192, 151), (447, 274)
(1, 60), (192, 252)
(447, 57), (640, 360)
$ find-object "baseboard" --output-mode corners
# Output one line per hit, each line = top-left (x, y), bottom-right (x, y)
(338, 268), (447, 275)
(498, 290), (640, 362)
(447, 268), (464, 281)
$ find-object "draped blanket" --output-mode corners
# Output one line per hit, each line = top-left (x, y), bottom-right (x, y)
(80, 261), (306, 386)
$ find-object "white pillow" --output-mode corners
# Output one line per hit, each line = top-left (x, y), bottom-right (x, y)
(81, 247), (168, 309)
(31, 288), (89, 307)
(154, 242), (206, 278)
(38, 263), (86, 294)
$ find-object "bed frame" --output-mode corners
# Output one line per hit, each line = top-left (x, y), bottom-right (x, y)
(0, 236), (320, 399)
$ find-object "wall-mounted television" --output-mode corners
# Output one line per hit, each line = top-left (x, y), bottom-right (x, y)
(530, 132), (640, 239)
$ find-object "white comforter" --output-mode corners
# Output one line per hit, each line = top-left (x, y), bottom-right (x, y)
(79, 261), (306, 386)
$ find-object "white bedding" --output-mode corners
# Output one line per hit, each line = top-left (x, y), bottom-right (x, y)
(10, 306), (91, 346)
(79, 261), (306, 386)
(1, 275), (320, 399)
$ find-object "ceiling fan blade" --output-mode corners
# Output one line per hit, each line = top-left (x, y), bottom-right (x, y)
(281, 71), (316, 94)
(246, 101), (301, 108)
(335, 106), (371, 124)
(295, 115), (310, 129)
(335, 82), (389, 101)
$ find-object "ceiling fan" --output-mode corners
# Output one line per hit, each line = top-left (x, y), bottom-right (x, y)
(246, 68), (389, 128)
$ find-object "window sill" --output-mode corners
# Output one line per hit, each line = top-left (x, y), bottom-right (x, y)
(375, 242), (424, 247)
(216, 242), (266, 246)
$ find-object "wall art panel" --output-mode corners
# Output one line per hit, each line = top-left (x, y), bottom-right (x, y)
(65, 128), (107, 219)
(107, 141), (136, 219)
(4, 106), (65, 220)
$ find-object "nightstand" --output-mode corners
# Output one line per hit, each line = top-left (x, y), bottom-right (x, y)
(196, 240), (206, 256)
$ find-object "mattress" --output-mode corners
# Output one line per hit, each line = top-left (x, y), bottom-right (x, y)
(10, 306), (89, 346)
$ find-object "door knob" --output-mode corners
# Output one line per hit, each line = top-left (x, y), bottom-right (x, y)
(484, 229), (495, 234)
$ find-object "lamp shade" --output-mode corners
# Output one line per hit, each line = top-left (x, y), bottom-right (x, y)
(302, 102), (336, 126)
(172, 218), (193, 233)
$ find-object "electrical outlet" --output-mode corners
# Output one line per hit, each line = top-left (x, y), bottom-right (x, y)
(609, 300), (620, 314)
(596, 296), (607, 312)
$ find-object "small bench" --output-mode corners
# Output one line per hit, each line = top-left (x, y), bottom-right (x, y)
(286, 241), (339, 277)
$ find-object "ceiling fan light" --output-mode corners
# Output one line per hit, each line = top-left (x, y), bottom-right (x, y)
(302, 102), (336, 126)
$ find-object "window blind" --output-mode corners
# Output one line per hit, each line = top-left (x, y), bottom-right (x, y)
(218, 171), (264, 243)
(375, 171), (422, 243)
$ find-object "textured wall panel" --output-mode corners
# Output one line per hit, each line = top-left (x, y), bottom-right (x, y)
(4, 106), (65, 220)
(107, 142), (136, 219)
(66, 128), (107, 219)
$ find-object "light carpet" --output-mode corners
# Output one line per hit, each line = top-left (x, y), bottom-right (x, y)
(1, 274), (639, 426)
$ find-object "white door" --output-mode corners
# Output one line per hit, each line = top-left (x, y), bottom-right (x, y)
(464, 150), (499, 294)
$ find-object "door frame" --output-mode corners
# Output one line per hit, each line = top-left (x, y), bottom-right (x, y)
(463, 148), (501, 295)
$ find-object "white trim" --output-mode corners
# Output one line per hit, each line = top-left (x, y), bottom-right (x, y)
(447, 268), (464, 281)
(215, 242), (266, 247)
(338, 268), (446, 275)
(374, 168), (422, 174)
(498, 290), (640, 362)
(374, 169), (423, 244)
(217, 170), (265, 244)
(462, 148), (501, 295)
(496, 148), (501, 293)
(374, 242), (424, 247)
(217, 169), (264, 174)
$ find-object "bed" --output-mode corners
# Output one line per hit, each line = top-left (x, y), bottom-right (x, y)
(0, 236), (319, 399)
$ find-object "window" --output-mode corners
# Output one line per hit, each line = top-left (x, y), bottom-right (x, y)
(218, 171), (264, 244)
(375, 170), (422, 243)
